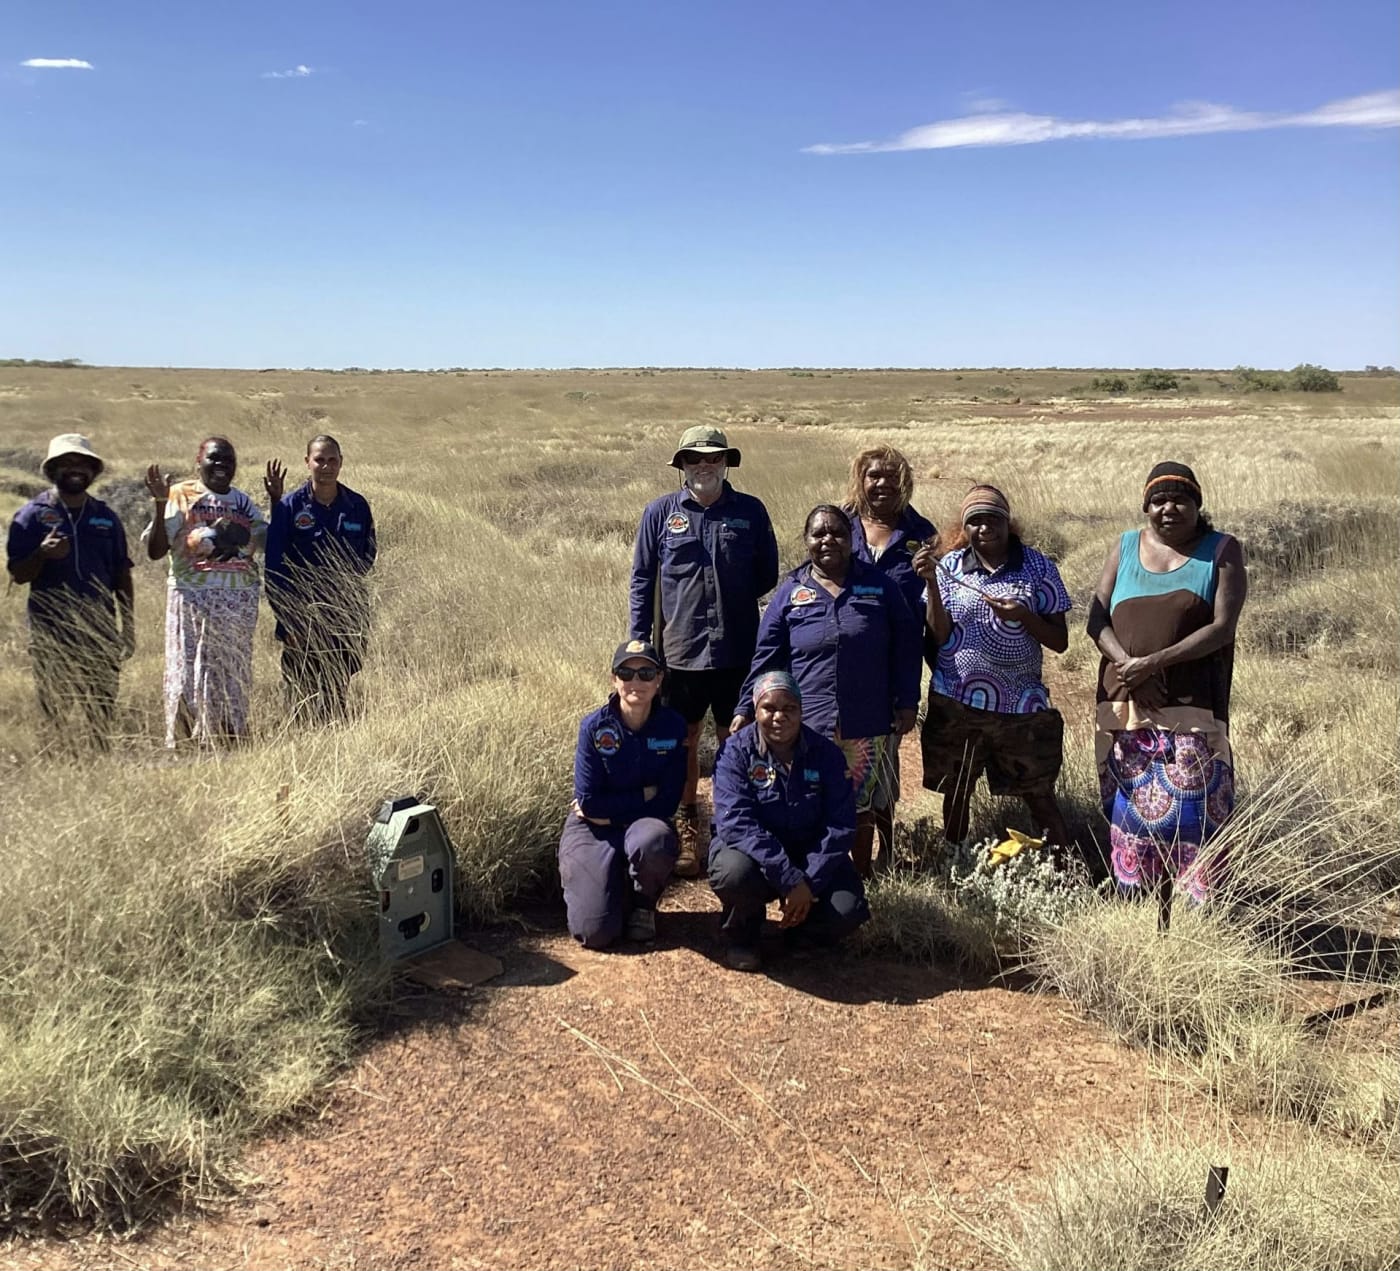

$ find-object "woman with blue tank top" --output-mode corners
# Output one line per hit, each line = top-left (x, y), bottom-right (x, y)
(1087, 462), (1247, 904)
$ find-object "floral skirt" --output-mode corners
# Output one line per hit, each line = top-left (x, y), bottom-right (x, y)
(1101, 727), (1234, 903)
(163, 586), (259, 747)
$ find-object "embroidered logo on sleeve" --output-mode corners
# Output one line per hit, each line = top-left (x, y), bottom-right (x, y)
(593, 723), (623, 756)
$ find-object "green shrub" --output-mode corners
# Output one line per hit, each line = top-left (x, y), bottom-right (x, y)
(1090, 375), (1129, 393)
(1289, 363), (1341, 392)
(1134, 369), (1179, 391)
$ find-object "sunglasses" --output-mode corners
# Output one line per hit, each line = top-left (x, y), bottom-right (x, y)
(614, 666), (660, 682)
(679, 451), (726, 465)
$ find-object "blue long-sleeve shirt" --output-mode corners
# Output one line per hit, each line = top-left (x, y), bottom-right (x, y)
(712, 722), (855, 895)
(6, 491), (131, 631)
(629, 481), (779, 672)
(573, 697), (689, 825)
(848, 504), (938, 620)
(739, 558), (922, 740)
(265, 481), (376, 641)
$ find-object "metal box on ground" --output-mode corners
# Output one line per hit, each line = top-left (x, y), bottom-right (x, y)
(367, 797), (455, 961)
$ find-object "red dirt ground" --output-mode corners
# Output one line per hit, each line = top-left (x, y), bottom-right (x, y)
(8, 872), (1234, 1271)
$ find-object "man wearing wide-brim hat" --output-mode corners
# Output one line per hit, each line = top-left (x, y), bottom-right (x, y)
(5, 434), (135, 744)
(630, 425), (779, 876)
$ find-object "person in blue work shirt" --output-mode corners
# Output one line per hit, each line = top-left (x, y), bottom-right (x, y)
(630, 425), (779, 878)
(264, 434), (377, 722)
(733, 505), (922, 879)
(559, 639), (689, 948)
(6, 434), (135, 745)
(710, 670), (869, 972)
(843, 444), (938, 871)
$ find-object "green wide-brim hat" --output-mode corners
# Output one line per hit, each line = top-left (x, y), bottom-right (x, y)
(669, 424), (741, 469)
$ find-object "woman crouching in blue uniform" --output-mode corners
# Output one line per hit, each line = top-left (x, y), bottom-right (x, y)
(560, 639), (689, 948)
(709, 671), (870, 972)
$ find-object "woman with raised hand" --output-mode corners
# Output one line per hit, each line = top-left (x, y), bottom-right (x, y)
(559, 639), (689, 949)
(844, 444), (938, 869)
(710, 671), (869, 972)
(912, 484), (1074, 851)
(144, 436), (282, 746)
(264, 434), (377, 722)
(733, 505), (922, 878)
(1087, 462), (1246, 905)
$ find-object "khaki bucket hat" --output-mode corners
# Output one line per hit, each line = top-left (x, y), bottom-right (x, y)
(669, 424), (741, 469)
(42, 433), (105, 479)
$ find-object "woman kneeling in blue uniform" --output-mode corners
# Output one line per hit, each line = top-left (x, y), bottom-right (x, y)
(560, 639), (689, 948)
(709, 671), (870, 972)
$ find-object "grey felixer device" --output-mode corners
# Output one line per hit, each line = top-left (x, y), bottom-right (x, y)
(367, 797), (455, 961)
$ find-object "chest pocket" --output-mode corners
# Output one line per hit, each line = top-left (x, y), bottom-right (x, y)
(661, 531), (706, 578)
(715, 521), (755, 571)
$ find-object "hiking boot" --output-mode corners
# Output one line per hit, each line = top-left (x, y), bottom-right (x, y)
(673, 808), (703, 878)
(725, 943), (762, 973)
(624, 905), (657, 943)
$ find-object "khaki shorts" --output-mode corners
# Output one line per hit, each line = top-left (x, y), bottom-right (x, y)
(920, 693), (1063, 799)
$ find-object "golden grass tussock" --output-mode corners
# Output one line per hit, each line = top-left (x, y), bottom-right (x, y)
(0, 365), (1397, 1231)
(964, 1125), (1400, 1271)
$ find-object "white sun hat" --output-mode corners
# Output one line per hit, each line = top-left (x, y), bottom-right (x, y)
(42, 433), (105, 478)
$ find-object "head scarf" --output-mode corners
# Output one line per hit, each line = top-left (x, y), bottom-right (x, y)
(1142, 461), (1202, 511)
(961, 484), (1011, 523)
(751, 670), (802, 706)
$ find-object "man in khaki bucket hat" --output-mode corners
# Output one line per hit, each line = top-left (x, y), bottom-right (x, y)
(629, 426), (779, 876)
(5, 434), (135, 744)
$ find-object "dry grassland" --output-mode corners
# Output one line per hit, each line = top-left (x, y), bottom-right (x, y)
(1, 365), (1397, 1264)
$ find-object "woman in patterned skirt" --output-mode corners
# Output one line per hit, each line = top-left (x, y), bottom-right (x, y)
(912, 485), (1074, 850)
(1087, 461), (1247, 903)
(144, 437), (282, 746)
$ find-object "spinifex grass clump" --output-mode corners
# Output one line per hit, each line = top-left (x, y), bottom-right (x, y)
(983, 1128), (1400, 1271)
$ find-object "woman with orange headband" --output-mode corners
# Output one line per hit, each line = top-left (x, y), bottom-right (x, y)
(1087, 461), (1247, 905)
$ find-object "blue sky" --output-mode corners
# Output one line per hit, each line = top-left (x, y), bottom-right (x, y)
(4, 1), (1398, 369)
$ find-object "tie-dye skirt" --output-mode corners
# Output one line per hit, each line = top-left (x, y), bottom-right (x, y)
(163, 585), (260, 747)
(835, 733), (892, 814)
(1101, 727), (1234, 903)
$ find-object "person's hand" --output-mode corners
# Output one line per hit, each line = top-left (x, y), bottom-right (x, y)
(780, 879), (815, 928)
(571, 798), (610, 826)
(1116, 654), (1162, 692)
(143, 464), (171, 501)
(643, 785), (658, 802)
(264, 459), (287, 503)
(892, 707), (917, 736)
(119, 625), (136, 662)
(911, 544), (940, 582)
(38, 529), (71, 561)
(729, 714), (750, 736)
(985, 593), (1032, 624)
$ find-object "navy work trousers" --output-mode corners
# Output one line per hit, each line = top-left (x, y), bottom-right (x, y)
(707, 843), (869, 949)
(558, 815), (677, 949)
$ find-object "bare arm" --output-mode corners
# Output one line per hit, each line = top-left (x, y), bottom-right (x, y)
(144, 465), (171, 561)
(912, 545), (952, 644)
(1087, 537), (1128, 664)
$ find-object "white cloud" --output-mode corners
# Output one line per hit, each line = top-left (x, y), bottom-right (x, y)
(261, 64), (315, 79)
(805, 89), (1400, 154)
(21, 57), (94, 69)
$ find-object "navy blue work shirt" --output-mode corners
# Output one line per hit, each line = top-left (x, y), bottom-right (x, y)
(629, 481), (779, 672)
(6, 491), (132, 631)
(739, 557), (922, 740)
(712, 722), (856, 896)
(848, 504), (938, 620)
(573, 696), (689, 826)
(265, 481), (376, 642)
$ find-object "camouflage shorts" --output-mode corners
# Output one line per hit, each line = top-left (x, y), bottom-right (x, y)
(920, 693), (1064, 799)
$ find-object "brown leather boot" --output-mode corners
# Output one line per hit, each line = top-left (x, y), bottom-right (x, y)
(673, 807), (703, 878)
